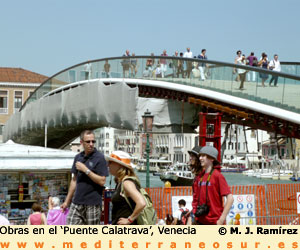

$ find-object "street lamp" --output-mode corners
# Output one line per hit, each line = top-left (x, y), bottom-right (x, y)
(142, 109), (154, 188)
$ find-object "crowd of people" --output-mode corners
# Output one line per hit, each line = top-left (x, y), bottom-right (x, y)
(0, 196), (69, 226)
(26, 197), (69, 225)
(68, 130), (232, 225)
(161, 145), (233, 225)
(234, 50), (281, 90)
(104, 49), (281, 89)
(118, 48), (210, 80)
(0, 130), (234, 226)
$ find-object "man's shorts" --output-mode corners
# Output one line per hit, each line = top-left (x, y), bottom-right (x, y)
(67, 203), (101, 225)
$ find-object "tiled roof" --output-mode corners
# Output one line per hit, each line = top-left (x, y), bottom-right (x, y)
(0, 67), (48, 83)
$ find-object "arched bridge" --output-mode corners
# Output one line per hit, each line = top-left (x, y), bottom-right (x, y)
(3, 56), (300, 148)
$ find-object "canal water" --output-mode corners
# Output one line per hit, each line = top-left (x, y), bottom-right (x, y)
(105, 171), (294, 189)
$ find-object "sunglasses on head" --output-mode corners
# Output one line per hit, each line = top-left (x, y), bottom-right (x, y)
(84, 140), (96, 144)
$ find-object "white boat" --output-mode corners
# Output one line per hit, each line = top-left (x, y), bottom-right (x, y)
(244, 169), (255, 176)
(243, 169), (254, 175)
(253, 169), (271, 178)
(272, 170), (293, 180)
(260, 173), (273, 179)
(136, 158), (172, 173)
(160, 162), (194, 186)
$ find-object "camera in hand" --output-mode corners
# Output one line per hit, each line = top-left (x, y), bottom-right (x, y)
(195, 204), (209, 217)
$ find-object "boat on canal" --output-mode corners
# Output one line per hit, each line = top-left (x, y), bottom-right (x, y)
(137, 158), (172, 174)
(160, 162), (194, 186)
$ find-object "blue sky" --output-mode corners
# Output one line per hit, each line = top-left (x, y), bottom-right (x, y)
(1, 0), (299, 77)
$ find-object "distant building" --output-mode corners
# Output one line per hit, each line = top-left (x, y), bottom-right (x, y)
(97, 127), (116, 155)
(262, 136), (297, 160)
(153, 133), (197, 163)
(80, 124), (270, 166)
(221, 123), (269, 167)
(221, 124), (247, 161)
(0, 67), (47, 141)
(113, 129), (140, 158)
(68, 137), (81, 153)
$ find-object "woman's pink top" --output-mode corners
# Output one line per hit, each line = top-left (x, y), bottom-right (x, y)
(30, 213), (42, 225)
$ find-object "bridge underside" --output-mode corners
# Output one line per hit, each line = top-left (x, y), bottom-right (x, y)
(137, 84), (300, 138)
(4, 79), (300, 148)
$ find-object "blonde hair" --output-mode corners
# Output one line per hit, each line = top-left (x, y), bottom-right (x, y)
(116, 166), (138, 183)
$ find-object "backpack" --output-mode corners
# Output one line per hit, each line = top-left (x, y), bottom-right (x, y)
(121, 176), (157, 225)
(177, 208), (190, 225)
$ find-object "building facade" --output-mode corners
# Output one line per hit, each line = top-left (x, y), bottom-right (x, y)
(0, 68), (47, 141)
(262, 136), (297, 160)
(152, 133), (198, 163)
(97, 127), (116, 155)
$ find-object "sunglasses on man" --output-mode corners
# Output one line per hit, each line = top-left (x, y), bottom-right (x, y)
(84, 140), (96, 144)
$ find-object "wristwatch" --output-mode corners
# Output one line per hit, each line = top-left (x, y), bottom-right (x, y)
(85, 169), (91, 176)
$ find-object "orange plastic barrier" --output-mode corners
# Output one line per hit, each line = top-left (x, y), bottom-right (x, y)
(145, 187), (192, 220)
(265, 183), (300, 224)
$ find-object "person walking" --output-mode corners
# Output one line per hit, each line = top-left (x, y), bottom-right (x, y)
(268, 54), (281, 86)
(47, 196), (69, 225)
(184, 47), (193, 78)
(237, 54), (247, 90)
(198, 49), (208, 81)
(192, 146), (233, 225)
(130, 52), (138, 77)
(188, 146), (202, 175)
(160, 50), (168, 78)
(177, 52), (185, 78)
(27, 203), (47, 225)
(106, 151), (146, 225)
(258, 54), (269, 87)
(61, 130), (108, 225)
(104, 60), (111, 78)
(188, 145), (202, 225)
(172, 51), (179, 77)
(172, 199), (191, 225)
(234, 50), (242, 81)
(146, 53), (155, 77)
(122, 50), (131, 77)
(246, 52), (258, 82)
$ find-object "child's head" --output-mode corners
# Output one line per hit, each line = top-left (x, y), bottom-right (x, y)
(178, 199), (186, 207)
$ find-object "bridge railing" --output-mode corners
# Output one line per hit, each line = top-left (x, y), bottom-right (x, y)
(281, 62), (300, 77)
(23, 56), (300, 114)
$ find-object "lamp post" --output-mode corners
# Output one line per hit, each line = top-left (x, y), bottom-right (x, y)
(142, 109), (154, 188)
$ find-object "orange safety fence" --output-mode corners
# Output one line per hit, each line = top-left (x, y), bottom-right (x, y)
(145, 187), (192, 220)
(146, 183), (300, 225)
(265, 183), (300, 224)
